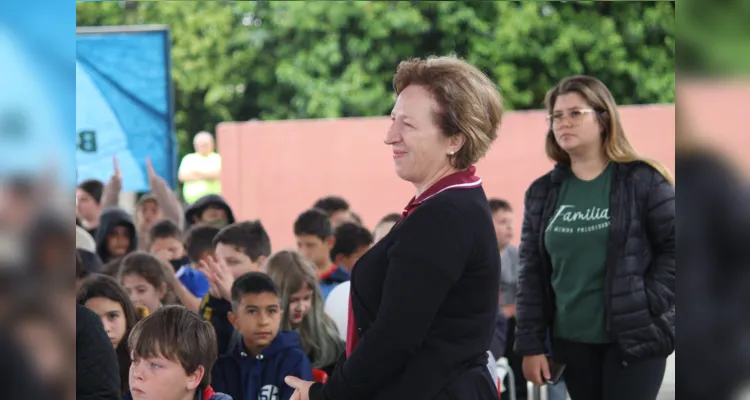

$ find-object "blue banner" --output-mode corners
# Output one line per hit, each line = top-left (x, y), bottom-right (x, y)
(76, 26), (175, 191)
(0, 0), (74, 182)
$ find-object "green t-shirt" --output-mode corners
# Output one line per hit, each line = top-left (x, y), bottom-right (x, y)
(179, 152), (222, 204)
(544, 163), (614, 343)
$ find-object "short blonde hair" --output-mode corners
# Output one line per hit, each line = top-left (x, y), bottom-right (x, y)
(393, 55), (504, 170)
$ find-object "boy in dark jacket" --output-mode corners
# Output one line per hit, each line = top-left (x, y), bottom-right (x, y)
(124, 305), (231, 400)
(200, 220), (272, 355)
(212, 272), (312, 400)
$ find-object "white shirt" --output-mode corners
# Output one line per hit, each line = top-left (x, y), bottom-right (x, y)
(324, 281), (350, 342)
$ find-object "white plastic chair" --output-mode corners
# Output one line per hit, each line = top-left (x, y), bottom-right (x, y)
(527, 381), (549, 400)
(496, 357), (516, 400)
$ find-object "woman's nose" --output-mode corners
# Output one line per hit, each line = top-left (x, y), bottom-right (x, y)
(384, 124), (401, 145)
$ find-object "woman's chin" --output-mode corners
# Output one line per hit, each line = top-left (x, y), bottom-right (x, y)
(558, 141), (579, 153)
(393, 165), (416, 183)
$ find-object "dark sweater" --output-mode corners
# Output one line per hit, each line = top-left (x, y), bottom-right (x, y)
(313, 167), (499, 400)
(76, 304), (121, 400)
(200, 294), (235, 355)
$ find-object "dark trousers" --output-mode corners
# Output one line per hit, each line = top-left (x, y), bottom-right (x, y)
(437, 363), (499, 400)
(552, 338), (667, 400)
(502, 317), (528, 400)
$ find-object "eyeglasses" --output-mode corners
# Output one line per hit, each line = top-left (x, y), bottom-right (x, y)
(546, 109), (596, 124)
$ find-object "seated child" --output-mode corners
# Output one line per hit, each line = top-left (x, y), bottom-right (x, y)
(77, 274), (139, 396)
(199, 220), (271, 355)
(184, 224), (221, 271)
(329, 222), (373, 273)
(185, 194), (236, 229)
(149, 219), (211, 302)
(124, 305), (231, 400)
(212, 272), (312, 400)
(119, 251), (179, 314)
(95, 206), (137, 263)
(293, 209), (349, 300)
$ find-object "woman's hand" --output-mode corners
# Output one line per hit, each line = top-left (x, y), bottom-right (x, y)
(285, 376), (314, 400)
(522, 354), (550, 386)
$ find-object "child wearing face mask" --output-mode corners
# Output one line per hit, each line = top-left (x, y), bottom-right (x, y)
(118, 251), (180, 314)
(148, 219), (210, 312)
(264, 250), (344, 376)
(77, 274), (140, 396)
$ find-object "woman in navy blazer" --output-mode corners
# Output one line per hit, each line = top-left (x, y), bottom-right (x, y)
(286, 55), (505, 400)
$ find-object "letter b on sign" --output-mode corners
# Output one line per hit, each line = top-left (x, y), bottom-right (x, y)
(78, 130), (97, 152)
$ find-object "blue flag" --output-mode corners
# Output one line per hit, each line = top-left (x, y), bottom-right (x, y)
(76, 26), (176, 191)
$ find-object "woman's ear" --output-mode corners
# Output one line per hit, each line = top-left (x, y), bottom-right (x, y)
(448, 133), (466, 154)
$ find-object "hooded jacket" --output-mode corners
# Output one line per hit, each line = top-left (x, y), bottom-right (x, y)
(212, 330), (313, 400)
(200, 295), (235, 356)
(185, 194), (236, 229)
(95, 207), (137, 263)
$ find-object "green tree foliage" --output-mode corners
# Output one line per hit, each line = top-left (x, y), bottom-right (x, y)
(677, 0), (750, 76)
(76, 1), (674, 159)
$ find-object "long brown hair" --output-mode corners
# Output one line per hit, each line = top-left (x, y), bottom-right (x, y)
(264, 250), (344, 369)
(77, 274), (139, 395)
(544, 75), (674, 184)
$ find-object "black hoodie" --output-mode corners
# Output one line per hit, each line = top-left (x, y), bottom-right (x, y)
(95, 207), (137, 263)
(76, 304), (121, 400)
(184, 194), (236, 229)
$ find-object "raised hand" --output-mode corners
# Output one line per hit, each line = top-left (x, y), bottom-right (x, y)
(146, 156), (157, 180)
(113, 156), (122, 180)
(199, 256), (233, 301)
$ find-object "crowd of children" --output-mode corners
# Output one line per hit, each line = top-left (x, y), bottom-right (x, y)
(75, 167), (517, 400)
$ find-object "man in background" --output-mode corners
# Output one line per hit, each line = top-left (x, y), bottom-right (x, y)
(178, 131), (222, 205)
